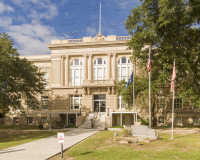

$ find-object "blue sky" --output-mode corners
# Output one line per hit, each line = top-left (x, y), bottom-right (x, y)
(0, 0), (139, 56)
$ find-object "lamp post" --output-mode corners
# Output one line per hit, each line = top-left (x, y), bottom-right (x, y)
(80, 106), (82, 116)
(107, 106), (109, 116)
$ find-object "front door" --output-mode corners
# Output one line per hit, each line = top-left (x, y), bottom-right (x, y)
(94, 95), (106, 112)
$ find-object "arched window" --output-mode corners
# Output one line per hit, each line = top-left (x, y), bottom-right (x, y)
(71, 59), (83, 86)
(43, 73), (49, 87)
(93, 58), (106, 81)
(117, 57), (131, 81)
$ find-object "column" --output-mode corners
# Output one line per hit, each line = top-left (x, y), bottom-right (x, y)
(65, 56), (69, 86)
(106, 54), (111, 80)
(49, 114), (51, 131)
(120, 113), (122, 126)
(88, 55), (92, 81)
(66, 113), (68, 126)
(112, 54), (116, 80)
(76, 113), (77, 126)
(83, 55), (87, 80)
(61, 56), (63, 86)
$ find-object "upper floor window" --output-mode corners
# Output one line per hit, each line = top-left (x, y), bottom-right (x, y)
(117, 57), (131, 81)
(27, 99), (34, 111)
(192, 99), (199, 110)
(157, 95), (165, 109)
(174, 98), (182, 109)
(43, 73), (49, 87)
(93, 59), (106, 80)
(71, 59), (83, 86)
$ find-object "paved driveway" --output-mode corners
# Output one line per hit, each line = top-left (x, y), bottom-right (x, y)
(0, 129), (99, 160)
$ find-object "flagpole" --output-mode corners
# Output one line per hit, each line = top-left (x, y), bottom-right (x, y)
(171, 59), (175, 139)
(149, 48), (151, 129)
(133, 69), (135, 125)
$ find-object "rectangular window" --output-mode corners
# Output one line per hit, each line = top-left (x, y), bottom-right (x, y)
(192, 100), (199, 110)
(42, 117), (48, 123)
(175, 117), (182, 125)
(104, 68), (106, 80)
(157, 95), (165, 109)
(117, 67), (120, 81)
(98, 68), (102, 78)
(14, 117), (19, 125)
(27, 99), (34, 110)
(193, 117), (199, 125)
(42, 97), (49, 110)
(174, 98), (182, 109)
(159, 117), (164, 123)
(70, 95), (82, 109)
(28, 117), (33, 125)
(118, 96), (127, 109)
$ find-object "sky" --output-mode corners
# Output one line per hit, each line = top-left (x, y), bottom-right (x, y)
(0, 0), (139, 56)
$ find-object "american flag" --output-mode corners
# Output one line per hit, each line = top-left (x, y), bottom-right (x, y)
(170, 61), (176, 92)
(147, 48), (151, 75)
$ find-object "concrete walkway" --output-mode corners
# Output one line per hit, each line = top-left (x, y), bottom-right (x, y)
(0, 128), (99, 160)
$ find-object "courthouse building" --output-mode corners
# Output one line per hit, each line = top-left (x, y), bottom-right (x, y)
(4, 33), (200, 128)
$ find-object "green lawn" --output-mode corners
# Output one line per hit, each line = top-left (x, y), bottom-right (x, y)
(0, 125), (40, 130)
(0, 130), (69, 150)
(60, 131), (200, 160)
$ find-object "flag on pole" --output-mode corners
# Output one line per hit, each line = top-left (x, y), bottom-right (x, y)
(147, 48), (151, 75)
(170, 61), (176, 92)
(125, 71), (134, 90)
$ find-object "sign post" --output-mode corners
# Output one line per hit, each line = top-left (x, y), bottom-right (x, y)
(57, 132), (64, 158)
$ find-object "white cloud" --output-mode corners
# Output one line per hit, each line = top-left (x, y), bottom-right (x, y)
(0, 2), (14, 14)
(86, 27), (98, 36)
(0, 16), (12, 26)
(6, 22), (70, 56)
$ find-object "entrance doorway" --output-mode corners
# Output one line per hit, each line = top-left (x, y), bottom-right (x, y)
(94, 95), (106, 112)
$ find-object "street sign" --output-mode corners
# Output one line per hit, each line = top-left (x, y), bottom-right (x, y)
(57, 132), (64, 143)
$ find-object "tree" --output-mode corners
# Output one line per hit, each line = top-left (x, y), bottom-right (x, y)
(0, 33), (46, 116)
(119, 0), (200, 125)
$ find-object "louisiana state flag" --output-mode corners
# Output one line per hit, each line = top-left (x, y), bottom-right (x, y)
(125, 71), (134, 90)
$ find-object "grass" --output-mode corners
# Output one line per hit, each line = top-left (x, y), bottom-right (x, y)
(110, 126), (123, 128)
(0, 125), (40, 130)
(0, 130), (69, 150)
(58, 130), (200, 160)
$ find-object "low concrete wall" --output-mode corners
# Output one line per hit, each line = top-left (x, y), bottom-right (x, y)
(131, 125), (156, 138)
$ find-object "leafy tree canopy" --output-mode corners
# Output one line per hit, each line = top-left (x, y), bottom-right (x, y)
(0, 33), (46, 115)
(125, 0), (200, 107)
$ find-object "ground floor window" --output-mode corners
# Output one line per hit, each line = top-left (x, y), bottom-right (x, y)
(157, 95), (165, 109)
(28, 117), (33, 125)
(42, 97), (49, 110)
(174, 98), (182, 109)
(159, 117), (164, 123)
(175, 117), (182, 125)
(118, 96), (127, 109)
(42, 117), (47, 123)
(69, 117), (75, 125)
(14, 117), (19, 125)
(193, 117), (199, 125)
(71, 95), (82, 109)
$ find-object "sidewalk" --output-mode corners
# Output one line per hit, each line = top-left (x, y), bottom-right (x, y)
(0, 128), (99, 160)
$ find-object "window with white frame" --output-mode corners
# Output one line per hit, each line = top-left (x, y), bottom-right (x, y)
(28, 117), (33, 125)
(118, 96), (127, 109)
(93, 58), (106, 81)
(42, 117), (48, 123)
(42, 97), (49, 110)
(174, 98), (182, 109)
(70, 95), (82, 109)
(157, 95), (165, 109)
(175, 117), (182, 125)
(70, 59), (83, 86)
(159, 117), (164, 123)
(117, 57), (131, 82)
(43, 72), (49, 87)
(193, 117), (199, 125)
